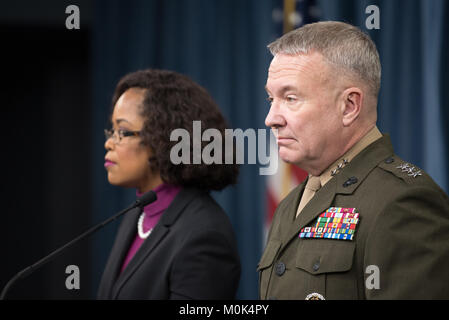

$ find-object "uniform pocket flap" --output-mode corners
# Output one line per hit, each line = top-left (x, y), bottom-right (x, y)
(296, 240), (355, 275)
(257, 240), (282, 271)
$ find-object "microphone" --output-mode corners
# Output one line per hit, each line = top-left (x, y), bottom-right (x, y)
(134, 190), (157, 209)
(0, 190), (157, 300)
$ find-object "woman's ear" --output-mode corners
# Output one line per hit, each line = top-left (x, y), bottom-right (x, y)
(341, 87), (363, 127)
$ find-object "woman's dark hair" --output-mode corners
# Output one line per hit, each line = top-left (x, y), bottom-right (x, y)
(111, 69), (239, 191)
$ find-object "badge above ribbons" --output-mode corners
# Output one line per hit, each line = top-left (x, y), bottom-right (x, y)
(299, 207), (360, 241)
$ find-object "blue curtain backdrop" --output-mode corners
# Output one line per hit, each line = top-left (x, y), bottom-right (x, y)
(90, 0), (449, 299)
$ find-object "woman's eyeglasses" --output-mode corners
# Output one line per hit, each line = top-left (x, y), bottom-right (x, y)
(104, 128), (141, 144)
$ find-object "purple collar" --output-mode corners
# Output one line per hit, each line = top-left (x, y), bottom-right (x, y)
(137, 183), (182, 219)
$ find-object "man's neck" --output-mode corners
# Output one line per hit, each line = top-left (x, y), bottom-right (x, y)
(306, 124), (379, 177)
(314, 125), (382, 186)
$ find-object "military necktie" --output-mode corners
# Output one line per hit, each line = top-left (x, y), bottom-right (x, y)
(296, 176), (321, 218)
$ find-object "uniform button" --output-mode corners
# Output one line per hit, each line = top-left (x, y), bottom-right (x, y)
(275, 262), (286, 276)
(343, 176), (358, 187)
(384, 157), (394, 164)
(313, 261), (320, 271)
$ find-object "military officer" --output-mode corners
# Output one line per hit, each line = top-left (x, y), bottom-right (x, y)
(260, 21), (449, 300)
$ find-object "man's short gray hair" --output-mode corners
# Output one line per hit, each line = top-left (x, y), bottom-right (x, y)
(268, 21), (381, 98)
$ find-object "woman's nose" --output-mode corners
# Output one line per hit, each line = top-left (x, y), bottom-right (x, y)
(105, 136), (115, 150)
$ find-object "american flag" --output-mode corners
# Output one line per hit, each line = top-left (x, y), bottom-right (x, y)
(265, 0), (321, 241)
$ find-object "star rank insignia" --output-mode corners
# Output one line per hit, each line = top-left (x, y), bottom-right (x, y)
(410, 170), (422, 178)
(331, 159), (349, 176)
(396, 163), (422, 178)
(396, 163), (410, 171)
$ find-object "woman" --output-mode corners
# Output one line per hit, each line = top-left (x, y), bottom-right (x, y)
(97, 69), (240, 299)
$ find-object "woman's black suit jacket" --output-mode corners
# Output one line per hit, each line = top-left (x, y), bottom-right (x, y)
(97, 188), (241, 299)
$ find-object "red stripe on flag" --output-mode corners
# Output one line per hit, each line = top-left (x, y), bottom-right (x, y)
(291, 165), (308, 183)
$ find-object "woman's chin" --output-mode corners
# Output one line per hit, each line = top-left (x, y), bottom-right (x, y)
(107, 176), (134, 188)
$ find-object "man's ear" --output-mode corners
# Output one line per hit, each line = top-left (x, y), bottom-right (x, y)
(341, 87), (363, 127)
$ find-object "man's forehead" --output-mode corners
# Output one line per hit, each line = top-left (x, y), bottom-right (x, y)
(267, 52), (329, 86)
(269, 52), (324, 72)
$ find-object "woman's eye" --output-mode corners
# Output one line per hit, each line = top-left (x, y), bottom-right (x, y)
(117, 129), (130, 137)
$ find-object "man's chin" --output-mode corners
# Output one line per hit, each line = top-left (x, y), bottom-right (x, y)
(278, 149), (301, 165)
(279, 155), (301, 166)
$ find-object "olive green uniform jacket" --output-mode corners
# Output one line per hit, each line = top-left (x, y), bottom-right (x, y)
(258, 135), (449, 299)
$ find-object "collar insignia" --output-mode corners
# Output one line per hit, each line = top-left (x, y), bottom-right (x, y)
(331, 159), (349, 176)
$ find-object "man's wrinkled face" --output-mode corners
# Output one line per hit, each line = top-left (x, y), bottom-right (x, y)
(265, 52), (342, 171)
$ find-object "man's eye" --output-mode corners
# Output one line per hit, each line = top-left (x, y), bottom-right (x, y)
(286, 96), (296, 102)
(266, 97), (273, 104)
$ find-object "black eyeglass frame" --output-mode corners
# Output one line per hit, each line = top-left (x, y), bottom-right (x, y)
(104, 128), (141, 143)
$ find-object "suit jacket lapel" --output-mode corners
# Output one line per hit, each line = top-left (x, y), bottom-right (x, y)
(111, 188), (202, 298)
(111, 223), (169, 298)
(98, 206), (141, 298)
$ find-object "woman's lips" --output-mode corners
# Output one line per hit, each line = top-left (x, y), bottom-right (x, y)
(104, 160), (116, 168)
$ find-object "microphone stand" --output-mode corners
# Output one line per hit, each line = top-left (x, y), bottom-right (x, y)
(1, 191), (156, 300)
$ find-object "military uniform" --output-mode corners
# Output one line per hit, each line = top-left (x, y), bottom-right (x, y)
(258, 131), (449, 299)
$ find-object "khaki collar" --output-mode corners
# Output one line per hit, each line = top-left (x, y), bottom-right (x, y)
(317, 126), (383, 187)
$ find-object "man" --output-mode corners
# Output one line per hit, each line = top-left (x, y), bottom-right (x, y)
(259, 21), (449, 300)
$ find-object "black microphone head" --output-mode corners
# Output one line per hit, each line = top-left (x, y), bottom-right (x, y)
(135, 190), (157, 208)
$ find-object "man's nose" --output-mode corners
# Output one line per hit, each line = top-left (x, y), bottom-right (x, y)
(265, 102), (286, 128)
